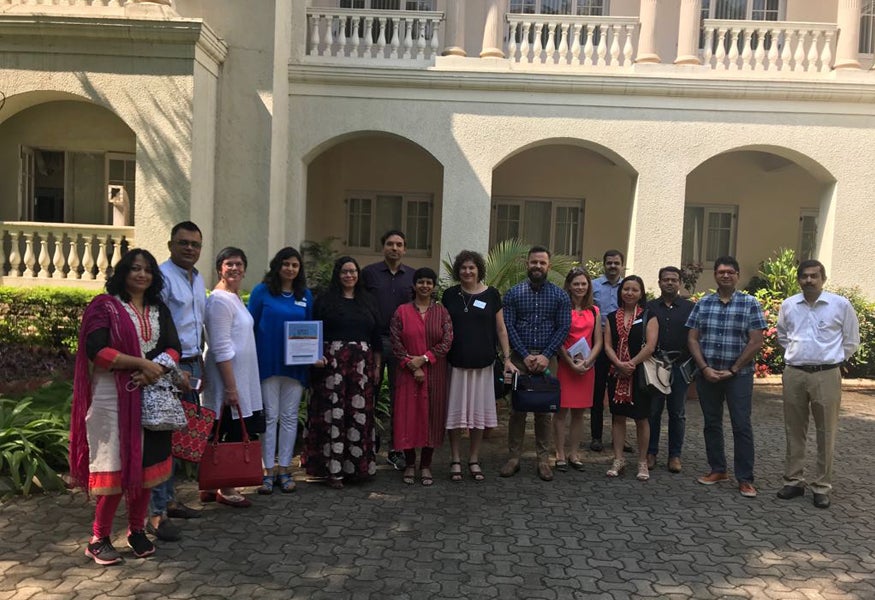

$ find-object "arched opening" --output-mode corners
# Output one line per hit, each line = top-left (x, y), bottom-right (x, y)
(491, 140), (638, 260)
(306, 132), (444, 268)
(684, 147), (835, 289)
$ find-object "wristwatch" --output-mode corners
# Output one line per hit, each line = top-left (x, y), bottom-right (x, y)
(422, 355), (430, 364)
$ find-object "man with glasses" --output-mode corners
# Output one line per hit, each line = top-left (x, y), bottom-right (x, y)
(687, 256), (766, 498)
(147, 221), (207, 540)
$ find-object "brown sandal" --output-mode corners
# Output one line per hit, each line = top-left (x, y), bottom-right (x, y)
(449, 461), (463, 482)
(468, 462), (485, 482)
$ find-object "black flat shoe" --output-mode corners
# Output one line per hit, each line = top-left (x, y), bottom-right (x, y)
(776, 485), (805, 500)
(555, 460), (568, 472)
(813, 493), (830, 509)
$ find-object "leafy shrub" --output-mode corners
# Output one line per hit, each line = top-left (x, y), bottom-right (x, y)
(0, 396), (70, 496)
(0, 286), (97, 351)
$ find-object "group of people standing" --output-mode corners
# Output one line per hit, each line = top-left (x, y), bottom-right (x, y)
(70, 224), (861, 567)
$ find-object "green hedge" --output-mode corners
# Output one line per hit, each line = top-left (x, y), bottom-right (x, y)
(0, 287), (99, 352)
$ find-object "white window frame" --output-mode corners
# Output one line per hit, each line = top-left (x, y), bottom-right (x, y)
(339, 0), (435, 9)
(490, 196), (585, 258)
(701, 0), (785, 21)
(105, 152), (136, 226)
(798, 208), (819, 261)
(18, 146), (35, 221)
(509, 0), (608, 15)
(682, 204), (738, 265)
(345, 190), (434, 257)
(860, 0), (875, 55)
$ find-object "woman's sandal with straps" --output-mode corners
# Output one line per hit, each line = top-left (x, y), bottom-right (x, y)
(277, 472), (296, 493)
(449, 461), (463, 482)
(468, 462), (485, 482)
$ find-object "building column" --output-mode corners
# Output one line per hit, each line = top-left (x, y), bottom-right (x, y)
(442, 0), (467, 56)
(438, 151), (493, 264)
(636, 0), (661, 63)
(835, 0), (862, 70)
(674, 0), (702, 65)
(480, 0), (507, 58)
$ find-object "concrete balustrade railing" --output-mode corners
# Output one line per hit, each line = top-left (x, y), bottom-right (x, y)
(1, 222), (133, 283)
(702, 19), (838, 73)
(306, 8), (443, 61)
(506, 14), (639, 68)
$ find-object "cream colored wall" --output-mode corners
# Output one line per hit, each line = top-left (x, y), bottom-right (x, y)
(0, 101), (135, 221)
(306, 135), (444, 270)
(686, 151), (826, 286)
(787, 0), (837, 22)
(492, 144), (633, 261)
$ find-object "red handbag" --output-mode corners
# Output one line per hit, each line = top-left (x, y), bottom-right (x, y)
(198, 407), (263, 490)
(171, 399), (216, 463)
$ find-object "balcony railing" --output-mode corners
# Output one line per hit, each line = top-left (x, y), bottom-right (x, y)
(1, 222), (133, 284)
(506, 14), (639, 68)
(702, 20), (837, 72)
(305, 8), (443, 62)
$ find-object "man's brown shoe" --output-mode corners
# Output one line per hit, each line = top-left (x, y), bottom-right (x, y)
(668, 457), (682, 473)
(646, 454), (656, 469)
(537, 462), (553, 482)
(697, 471), (729, 485)
(499, 459), (520, 478)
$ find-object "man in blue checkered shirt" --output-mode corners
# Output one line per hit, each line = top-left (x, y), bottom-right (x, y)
(500, 246), (571, 482)
(687, 256), (766, 499)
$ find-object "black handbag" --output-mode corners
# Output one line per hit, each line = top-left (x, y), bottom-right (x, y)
(511, 373), (560, 413)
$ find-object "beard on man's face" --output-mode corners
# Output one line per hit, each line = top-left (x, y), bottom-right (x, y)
(528, 267), (547, 283)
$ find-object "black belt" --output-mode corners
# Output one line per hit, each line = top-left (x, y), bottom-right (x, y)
(179, 356), (202, 365)
(789, 364), (839, 373)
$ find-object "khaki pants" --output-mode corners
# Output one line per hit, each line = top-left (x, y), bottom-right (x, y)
(781, 366), (842, 495)
(507, 353), (558, 463)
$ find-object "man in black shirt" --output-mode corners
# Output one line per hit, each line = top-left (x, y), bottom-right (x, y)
(645, 266), (694, 473)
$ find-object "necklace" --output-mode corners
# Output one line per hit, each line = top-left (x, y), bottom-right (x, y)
(459, 286), (482, 313)
(126, 302), (153, 342)
(281, 290), (294, 298)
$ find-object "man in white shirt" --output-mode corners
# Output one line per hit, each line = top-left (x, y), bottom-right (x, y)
(776, 259), (860, 509)
(148, 221), (207, 539)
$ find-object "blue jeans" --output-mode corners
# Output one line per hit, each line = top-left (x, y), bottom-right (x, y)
(150, 360), (202, 517)
(697, 372), (755, 483)
(647, 363), (688, 458)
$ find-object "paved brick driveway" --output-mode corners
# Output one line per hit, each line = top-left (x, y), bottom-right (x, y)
(2, 384), (875, 599)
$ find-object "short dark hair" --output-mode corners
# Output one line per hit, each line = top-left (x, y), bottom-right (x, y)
(797, 259), (827, 280)
(616, 275), (647, 309)
(264, 246), (307, 300)
(528, 245), (551, 258)
(106, 248), (163, 305)
(413, 267), (438, 284)
(215, 247), (248, 274)
(170, 221), (202, 239)
(563, 267), (594, 308)
(451, 250), (486, 282)
(380, 230), (406, 246)
(713, 256), (740, 273)
(658, 266), (682, 280)
(603, 249), (625, 264)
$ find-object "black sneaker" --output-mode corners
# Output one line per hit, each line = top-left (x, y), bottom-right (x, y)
(386, 450), (406, 471)
(166, 501), (202, 519)
(127, 530), (156, 558)
(589, 439), (604, 452)
(85, 537), (123, 566)
(146, 519), (181, 542)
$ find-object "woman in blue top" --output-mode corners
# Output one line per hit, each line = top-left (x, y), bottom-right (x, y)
(248, 247), (313, 494)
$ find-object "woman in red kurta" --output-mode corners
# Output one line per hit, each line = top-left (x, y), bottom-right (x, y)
(390, 267), (453, 486)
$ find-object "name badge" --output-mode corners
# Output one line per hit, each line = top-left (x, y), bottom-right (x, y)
(473, 299), (487, 309)
(632, 318), (643, 325)
(295, 300), (307, 307)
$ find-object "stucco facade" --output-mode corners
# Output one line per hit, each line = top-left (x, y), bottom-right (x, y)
(1, 0), (874, 294)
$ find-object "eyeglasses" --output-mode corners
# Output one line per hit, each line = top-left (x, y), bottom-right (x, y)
(174, 240), (202, 249)
(339, 269), (358, 275)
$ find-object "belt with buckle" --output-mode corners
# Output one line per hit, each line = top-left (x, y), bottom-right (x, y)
(179, 356), (202, 365)
(790, 364), (839, 373)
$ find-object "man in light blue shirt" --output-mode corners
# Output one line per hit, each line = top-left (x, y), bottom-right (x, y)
(148, 221), (207, 541)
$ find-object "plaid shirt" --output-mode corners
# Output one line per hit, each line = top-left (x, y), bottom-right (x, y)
(503, 280), (571, 360)
(686, 291), (767, 376)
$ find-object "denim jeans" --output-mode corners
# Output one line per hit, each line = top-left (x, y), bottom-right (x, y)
(697, 372), (755, 483)
(150, 360), (202, 517)
(647, 363), (688, 458)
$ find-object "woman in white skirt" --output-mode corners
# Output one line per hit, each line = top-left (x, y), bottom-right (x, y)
(441, 250), (517, 482)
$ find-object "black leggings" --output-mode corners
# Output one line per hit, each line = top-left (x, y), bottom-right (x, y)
(403, 447), (434, 469)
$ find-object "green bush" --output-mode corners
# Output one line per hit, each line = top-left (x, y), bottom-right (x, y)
(0, 396), (70, 496)
(0, 286), (97, 351)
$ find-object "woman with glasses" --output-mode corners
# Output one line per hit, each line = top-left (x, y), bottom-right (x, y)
(303, 257), (382, 489)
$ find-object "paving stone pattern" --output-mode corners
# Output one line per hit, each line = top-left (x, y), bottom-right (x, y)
(2, 386), (875, 599)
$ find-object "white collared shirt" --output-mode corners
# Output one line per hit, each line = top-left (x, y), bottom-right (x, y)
(776, 290), (860, 366)
(160, 260), (207, 358)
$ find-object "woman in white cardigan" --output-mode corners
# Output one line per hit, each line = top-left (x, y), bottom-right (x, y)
(202, 247), (263, 508)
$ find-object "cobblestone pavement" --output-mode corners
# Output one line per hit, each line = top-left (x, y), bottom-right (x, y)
(3, 385), (875, 600)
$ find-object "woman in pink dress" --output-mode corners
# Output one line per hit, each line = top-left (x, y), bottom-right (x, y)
(554, 267), (602, 472)
(390, 267), (453, 486)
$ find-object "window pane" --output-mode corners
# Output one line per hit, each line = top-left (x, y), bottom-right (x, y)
(405, 200), (431, 251)
(347, 197), (372, 248)
(800, 214), (818, 260)
(576, 0), (606, 16)
(540, 0), (571, 15)
(523, 200), (551, 246)
(861, 1), (875, 53)
(495, 204), (521, 242)
(371, 0), (401, 9)
(554, 205), (580, 256)
(374, 195), (403, 252)
(509, 0), (537, 14)
(713, 0), (745, 20)
(682, 207), (704, 263)
(705, 211), (733, 262)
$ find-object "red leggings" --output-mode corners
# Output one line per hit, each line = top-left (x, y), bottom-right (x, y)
(92, 487), (150, 539)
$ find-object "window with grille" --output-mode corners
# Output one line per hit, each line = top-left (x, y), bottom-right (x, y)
(491, 197), (584, 257)
(509, 0), (607, 14)
(346, 191), (433, 255)
(682, 205), (738, 265)
(861, 0), (875, 54)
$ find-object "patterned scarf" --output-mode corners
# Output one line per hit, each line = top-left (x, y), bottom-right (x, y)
(611, 306), (642, 405)
(70, 294), (144, 495)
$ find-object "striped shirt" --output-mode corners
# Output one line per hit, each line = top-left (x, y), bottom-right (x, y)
(686, 291), (767, 376)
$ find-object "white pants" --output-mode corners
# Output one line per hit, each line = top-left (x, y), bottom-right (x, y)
(260, 376), (304, 469)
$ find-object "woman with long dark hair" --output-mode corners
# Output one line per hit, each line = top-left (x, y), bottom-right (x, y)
(249, 247), (312, 494)
(70, 249), (181, 565)
(303, 257), (382, 489)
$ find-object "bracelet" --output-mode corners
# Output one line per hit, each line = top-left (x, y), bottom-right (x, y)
(224, 388), (238, 394)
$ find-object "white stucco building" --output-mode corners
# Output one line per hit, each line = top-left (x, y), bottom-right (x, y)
(1, 0), (874, 294)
